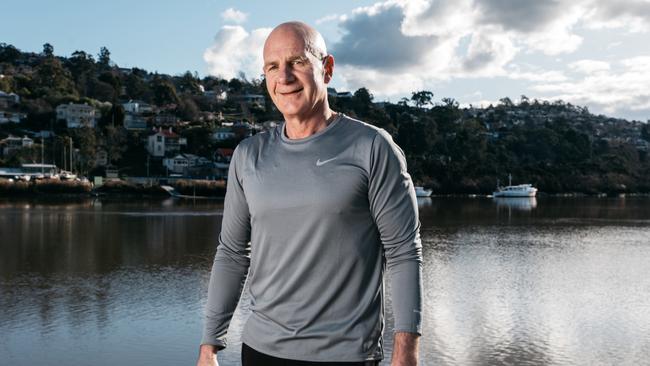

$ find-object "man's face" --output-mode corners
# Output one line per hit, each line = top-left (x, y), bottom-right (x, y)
(263, 29), (330, 119)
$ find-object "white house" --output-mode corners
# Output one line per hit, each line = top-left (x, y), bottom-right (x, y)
(147, 127), (187, 157)
(56, 103), (97, 128)
(1, 135), (33, 156)
(162, 153), (210, 174)
(122, 100), (153, 114)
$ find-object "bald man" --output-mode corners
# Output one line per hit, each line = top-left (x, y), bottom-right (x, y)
(197, 21), (422, 366)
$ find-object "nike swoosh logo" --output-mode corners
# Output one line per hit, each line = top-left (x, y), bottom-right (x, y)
(316, 157), (338, 166)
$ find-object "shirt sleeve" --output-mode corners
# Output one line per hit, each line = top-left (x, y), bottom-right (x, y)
(368, 129), (423, 335)
(200, 144), (252, 349)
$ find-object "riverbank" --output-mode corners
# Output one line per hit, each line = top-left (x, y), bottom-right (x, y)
(0, 179), (226, 198)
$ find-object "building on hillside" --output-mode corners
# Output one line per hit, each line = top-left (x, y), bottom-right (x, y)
(0, 91), (20, 108)
(122, 100), (154, 114)
(0, 135), (33, 156)
(56, 103), (97, 128)
(203, 89), (228, 102)
(231, 94), (265, 108)
(153, 113), (179, 126)
(162, 153), (210, 174)
(0, 111), (26, 124)
(337, 91), (353, 98)
(212, 127), (236, 141)
(123, 112), (147, 130)
(146, 127), (187, 157)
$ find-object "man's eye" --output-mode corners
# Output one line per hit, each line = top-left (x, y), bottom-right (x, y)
(266, 65), (278, 72)
(292, 60), (304, 65)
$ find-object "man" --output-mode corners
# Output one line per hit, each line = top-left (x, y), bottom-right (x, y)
(197, 21), (422, 366)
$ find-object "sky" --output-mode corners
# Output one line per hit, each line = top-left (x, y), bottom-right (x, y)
(4, 0), (650, 121)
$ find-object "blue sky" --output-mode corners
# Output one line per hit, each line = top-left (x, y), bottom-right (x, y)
(5, 0), (650, 121)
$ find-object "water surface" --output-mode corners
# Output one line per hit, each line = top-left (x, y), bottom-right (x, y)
(1, 196), (649, 365)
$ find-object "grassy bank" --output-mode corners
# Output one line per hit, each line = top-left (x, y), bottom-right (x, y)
(0, 179), (92, 196)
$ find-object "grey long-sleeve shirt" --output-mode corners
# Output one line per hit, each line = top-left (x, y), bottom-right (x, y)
(201, 114), (422, 362)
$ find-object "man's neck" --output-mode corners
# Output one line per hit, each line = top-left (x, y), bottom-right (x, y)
(284, 107), (336, 139)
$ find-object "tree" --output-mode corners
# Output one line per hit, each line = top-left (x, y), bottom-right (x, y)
(178, 71), (202, 94)
(98, 47), (111, 68)
(152, 76), (179, 106)
(0, 43), (21, 63)
(411, 90), (434, 109)
(499, 97), (514, 107)
(42, 43), (54, 57)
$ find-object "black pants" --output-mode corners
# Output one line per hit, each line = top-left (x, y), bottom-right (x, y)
(241, 343), (380, 366)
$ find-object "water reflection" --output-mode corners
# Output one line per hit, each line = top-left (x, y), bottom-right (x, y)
(493, 197), (537, 211)
(1, 197), (650, 365)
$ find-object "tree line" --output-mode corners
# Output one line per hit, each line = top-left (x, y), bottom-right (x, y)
(1, 42), (650, 194)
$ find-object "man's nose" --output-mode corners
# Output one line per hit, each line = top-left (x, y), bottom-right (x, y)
(277, 65), (296, 84)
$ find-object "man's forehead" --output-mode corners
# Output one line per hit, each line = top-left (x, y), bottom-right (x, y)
(263, 45), (309, 62)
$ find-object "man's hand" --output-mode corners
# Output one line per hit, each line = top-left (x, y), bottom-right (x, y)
(196, 344), (219, 366)
(391, 332), (419, 366)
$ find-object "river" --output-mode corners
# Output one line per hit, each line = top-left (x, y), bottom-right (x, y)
(1, 196), (649, 365)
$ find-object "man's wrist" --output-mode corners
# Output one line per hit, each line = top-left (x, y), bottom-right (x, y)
(199, 344), (218, 357)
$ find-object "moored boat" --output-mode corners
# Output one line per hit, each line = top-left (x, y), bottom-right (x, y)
(493, 175), (537, 197)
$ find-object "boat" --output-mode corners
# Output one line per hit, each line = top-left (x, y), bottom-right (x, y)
(493, 174), (537, 197)
(415, 186), (432, 197)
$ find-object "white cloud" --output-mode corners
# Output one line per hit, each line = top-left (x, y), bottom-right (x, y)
(569, 60), (611, 74)
(203, 26), (271, 80)
(203, 0), (650, 118)
(315, 14), (341, 25)
(530, 56), (650, 116)
(221, 8), (248, 24)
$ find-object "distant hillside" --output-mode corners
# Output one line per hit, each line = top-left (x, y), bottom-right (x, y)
(1, 42), (650, 194)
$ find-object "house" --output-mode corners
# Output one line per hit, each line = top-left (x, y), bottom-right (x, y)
(203, 89), (228, 102)
(212, 127), (236, 141)
(337, 91), (353, 98)
(0, 90), (20, 108)
(123, 112), (147, 130)
(1, 135), (33, 156)
(122, 100), (153, 114)
(162, 153), (210, 174)
(153, 113), (179, 126)
(232, 94), (265, 108)
(146, 127), (187, 157)
(56, 103), (97, 128)
(0, 111), (26, 124)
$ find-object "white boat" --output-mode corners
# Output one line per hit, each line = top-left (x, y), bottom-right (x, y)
(493, 175), (537, 197)
(415, 186), (432, 197)
(60, 171), (77, 180)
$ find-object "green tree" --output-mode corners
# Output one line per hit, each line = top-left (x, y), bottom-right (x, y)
(42, 43), (54, 57)
(98, 47), (111, 68)
(411, 90), (434, 109)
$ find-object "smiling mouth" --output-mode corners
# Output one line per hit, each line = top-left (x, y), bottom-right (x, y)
(279, 88), (303, 95)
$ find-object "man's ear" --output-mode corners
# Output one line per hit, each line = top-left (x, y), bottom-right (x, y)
(323, 55), (335, 84)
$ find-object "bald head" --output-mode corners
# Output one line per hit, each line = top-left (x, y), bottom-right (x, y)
(264, 21), (328, 61)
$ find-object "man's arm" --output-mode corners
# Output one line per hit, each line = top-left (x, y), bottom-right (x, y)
(391, 332), (420, 366)
(199, 145), (252, 355)
(368, 130), (423, 365)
